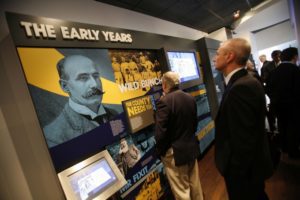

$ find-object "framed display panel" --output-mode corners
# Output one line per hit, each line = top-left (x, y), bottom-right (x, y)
(122, 95), (156, 134)
(58, 150), (127, 200)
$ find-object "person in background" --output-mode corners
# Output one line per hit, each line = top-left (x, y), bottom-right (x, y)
(261, 50), (281, 134)
(246, 59), (261, 82)
(111, 56), (124, 85)
(213, 38), (273, 200)
(44, 55), (117, 147)
(266, 47), (300, 158)
(118, 138), (141, 175)
(260, 50), (281, 84)
(259, 54), (270, 74)
(155, 71), (203, 200)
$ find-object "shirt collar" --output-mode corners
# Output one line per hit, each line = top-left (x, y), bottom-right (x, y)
(224, 67), (244, 85)
(69, 98), (106, 119)
(280, 61), (293, 64)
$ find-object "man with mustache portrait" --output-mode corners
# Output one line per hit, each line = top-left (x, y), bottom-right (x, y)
(44, 55), (117, 148)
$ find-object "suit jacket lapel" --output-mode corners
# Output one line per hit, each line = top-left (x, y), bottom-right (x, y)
(216, 68), (248, 119)
(226, 68), (248, 90)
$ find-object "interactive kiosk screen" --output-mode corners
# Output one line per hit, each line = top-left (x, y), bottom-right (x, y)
(58, 150), (126, 200)
(166, 51), (203, 89)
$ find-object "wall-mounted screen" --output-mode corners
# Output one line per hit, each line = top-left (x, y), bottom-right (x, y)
(165, 51), (203, 89)
(58, 150), (127, 200)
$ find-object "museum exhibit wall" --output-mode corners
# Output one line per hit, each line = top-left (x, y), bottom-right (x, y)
(0, 4), (215, 199)
(0, 0), (207, 42)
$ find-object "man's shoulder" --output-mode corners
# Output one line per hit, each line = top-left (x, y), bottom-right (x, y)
(43, 105), (72, 133)
(265, 61), (276, 70)
(232, 73), (264, 94)
(43, 103), (89, 132)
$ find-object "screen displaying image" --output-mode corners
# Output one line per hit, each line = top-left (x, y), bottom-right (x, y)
(166, 51), (200, 83)
(68, 158), (117, 200)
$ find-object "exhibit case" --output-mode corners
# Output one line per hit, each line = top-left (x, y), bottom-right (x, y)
(5, 12), (217, 199)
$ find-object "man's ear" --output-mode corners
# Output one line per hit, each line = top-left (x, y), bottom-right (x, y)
(226, 51), (235, 63)
(59, 79), (69, 93)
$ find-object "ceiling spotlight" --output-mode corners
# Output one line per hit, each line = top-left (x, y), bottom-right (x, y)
(233, 10), (240, 19)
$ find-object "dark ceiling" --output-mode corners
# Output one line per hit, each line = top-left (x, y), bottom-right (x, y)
(96, 0), (265, 33)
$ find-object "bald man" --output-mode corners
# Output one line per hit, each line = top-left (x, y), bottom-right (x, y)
(214, 38), (273, 200)
(44, 55), (117, 147)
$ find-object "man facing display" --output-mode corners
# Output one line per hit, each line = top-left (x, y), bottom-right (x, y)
(155, 71), (203, 200)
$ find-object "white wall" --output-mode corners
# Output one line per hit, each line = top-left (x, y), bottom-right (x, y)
(255, 20), (295, 50)
(235, 0), (290, 34)
(207, 27), (228, 42)
(234, 0), (295, 69)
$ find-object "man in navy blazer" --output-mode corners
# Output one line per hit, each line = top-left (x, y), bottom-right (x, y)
(214, 38), (273, 200)
(155, 71), (203, 200)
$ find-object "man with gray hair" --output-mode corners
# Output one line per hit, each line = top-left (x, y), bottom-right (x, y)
(44, 55), (117, 147)
(214, 38), (273, 200)
(155, 71), (203, 200)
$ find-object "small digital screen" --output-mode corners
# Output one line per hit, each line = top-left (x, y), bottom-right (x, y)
(68, 158), (117, 200)
(166, 51), (200, 83)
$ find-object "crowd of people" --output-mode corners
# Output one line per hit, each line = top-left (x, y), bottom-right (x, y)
(262, 48), (300, 159)
(154, 38), (299, 200)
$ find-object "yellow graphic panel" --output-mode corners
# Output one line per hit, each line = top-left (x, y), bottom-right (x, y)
(17, 47), (64, 95)
(102, 78), (147, 104)
(197, 120), (215, 140)
(17, 48), (147, 105)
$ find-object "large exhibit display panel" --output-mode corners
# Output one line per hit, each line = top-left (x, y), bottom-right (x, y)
(58, 150), (126, 200)
(16, 46), (166, 199)
(6, 12), (215, 199)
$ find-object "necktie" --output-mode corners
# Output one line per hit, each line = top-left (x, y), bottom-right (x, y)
(82, 114), (105, 125)
(93, 115), (105, 124)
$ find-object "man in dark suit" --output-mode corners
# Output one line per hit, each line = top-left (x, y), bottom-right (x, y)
(261, 50), (281, 133)
(266, 47), (300, 158)
(155, 71), (203, 200)
(259, 54), (269, 70)
(260, 50), (281, 84)
(214, 38), (273, 200)
(44, 55), (117, 147)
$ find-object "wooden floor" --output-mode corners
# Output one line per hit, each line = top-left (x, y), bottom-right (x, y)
(198, 145), (300, 200)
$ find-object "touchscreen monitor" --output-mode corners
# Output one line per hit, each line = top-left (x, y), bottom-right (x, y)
(166, 51), (203, 89)
(58, 150), (127, 200)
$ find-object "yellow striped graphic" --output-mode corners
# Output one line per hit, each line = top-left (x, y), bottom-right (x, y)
(17, 48), (146, 105)
(197, 120), (215, 140)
